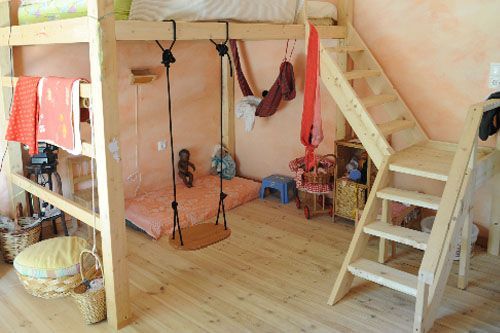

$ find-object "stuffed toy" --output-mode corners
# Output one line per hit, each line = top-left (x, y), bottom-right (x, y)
(210, 145), (236, 180)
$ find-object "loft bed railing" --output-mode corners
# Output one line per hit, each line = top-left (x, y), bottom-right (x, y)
(0, 0), (375, 330)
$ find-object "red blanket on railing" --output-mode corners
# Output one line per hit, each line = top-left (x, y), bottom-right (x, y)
(5, 76), (41, 155)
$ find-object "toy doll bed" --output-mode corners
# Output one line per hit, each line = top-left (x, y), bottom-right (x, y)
(125, 175), (261, 240)
(18, 0), (337, 25)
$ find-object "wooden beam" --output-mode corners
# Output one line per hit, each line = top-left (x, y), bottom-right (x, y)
(2, 76), (92, 98)
(10, 173), (101, 231)
(116, 21), (346, 41)
(87, 0), (131, 329)
(0, 1), (26, 217)
(337, 0), (354, 27)
(0, 17), (89, 46)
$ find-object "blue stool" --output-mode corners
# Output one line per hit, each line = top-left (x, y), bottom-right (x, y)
(260, 175), (296, 204)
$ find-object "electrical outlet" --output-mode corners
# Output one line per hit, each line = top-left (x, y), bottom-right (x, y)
(157, 140), (167, 151)
(489, 63), (500, 89)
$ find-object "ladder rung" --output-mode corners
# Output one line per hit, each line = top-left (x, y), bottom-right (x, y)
(348, 259), (418, 297)
(344, 70), (380, 80)
(377, 187), (441, 210)
(364, 221), (429, 250)
(327, 46), (365, 53)
(361, 94), (398, 108)
(378, 119), (415, 136)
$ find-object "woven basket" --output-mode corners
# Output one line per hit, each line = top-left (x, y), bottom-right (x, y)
(335, 179), (367, 220)
(302, 154), (336, 185)
(17, 270), (82, 299)
(0, 217), (41, 264)
(72, 250), (106, 325)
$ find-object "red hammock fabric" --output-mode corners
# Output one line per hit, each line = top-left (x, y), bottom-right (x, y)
(5, 76), (41, 155)
(301, 23), (323, 171)
(229, 40), (296, 117)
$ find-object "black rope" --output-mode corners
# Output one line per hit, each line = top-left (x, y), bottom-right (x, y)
(211, 22), (232, 230)
(156, 20), (183, 246)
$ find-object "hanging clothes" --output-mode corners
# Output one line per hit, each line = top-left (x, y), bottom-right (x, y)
(230, 39), (296, 120)
(5, 76), (42, 155)
(479, 91), (500, 141)
(301, 23), (323, 171)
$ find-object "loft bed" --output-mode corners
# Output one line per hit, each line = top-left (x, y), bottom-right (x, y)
(0, 0), (355, 329)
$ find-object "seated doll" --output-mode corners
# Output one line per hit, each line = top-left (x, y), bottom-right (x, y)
(178, 148), (196, 187)
(210, 145), (236, 180)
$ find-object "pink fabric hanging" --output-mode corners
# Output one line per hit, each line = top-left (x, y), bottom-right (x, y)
(301, 23), (323, 171)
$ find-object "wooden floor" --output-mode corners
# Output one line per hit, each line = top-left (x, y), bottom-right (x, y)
(0, 198), (499, 332)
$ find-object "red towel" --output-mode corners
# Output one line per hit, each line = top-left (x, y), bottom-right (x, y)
(37, 77), (81, 154)
(301, 23), (323, 170)
(5, 76), (42, 155)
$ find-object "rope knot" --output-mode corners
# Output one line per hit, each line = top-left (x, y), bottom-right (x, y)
(171, 201), (179, 209)
(162, 49), (176, 67)
(216, 44), (229, 57)
(220, 192), (228, 200)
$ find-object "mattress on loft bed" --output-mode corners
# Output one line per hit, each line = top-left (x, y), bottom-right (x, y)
(18, 0), (132, 25)
(129, 0), (337, 24)
(125, 175), (261, 240)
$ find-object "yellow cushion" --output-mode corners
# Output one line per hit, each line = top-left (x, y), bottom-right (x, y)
(14, 236), (89, 278)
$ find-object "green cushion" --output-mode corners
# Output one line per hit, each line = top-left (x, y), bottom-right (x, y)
(18, 0), (132, 25)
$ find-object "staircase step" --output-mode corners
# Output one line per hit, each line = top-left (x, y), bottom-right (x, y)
(364, 221), (429, 250)
(389, 144), (454, 181)
(378, 119), (415, 136)
(327, 46), (365, 53)
(361, 94), (398, 108)
(348, 259), (418, 296)
(344, 69), (381, 80)
(377, 187), (441, 210)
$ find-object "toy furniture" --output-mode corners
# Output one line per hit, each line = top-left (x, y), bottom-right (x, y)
(259, 175), (296, 204)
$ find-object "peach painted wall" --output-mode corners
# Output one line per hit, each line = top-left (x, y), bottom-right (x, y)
(1, 1), (498, 236)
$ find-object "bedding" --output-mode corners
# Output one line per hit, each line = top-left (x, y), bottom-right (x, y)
(18, 0), (132, 25)
(129, 0), (336, 24)
(125, 175), (261, 239)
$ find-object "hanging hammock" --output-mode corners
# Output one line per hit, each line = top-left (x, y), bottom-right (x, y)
(230, 39), (296, 118)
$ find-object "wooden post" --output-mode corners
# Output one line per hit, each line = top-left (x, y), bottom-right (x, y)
(488, 136), (500, 256)
(0, 1), (27, 217)
(458, 140), (477, 289)
(222, 53), (235, 159)
(378, 199), (391, 263)
(87, 0), (131, 329)
(335, 0), (354, 141)
(413, 280), (429, 333)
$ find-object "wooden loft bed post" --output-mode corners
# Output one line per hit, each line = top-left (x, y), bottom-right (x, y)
(488, 134), (500, 255)
(87, 0), (131, 329)
(0, 0), (27, 216)
(335, 0), (354, 141)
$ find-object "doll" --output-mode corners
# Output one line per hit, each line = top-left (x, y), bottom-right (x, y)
(210, 145), (236, 180)
(178, 149), (196, 187)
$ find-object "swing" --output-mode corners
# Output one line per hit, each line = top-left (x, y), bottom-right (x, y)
(156, 21), (231, 250)
(230, 38), (297, 125)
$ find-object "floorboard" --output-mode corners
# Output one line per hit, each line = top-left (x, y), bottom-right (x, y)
(0, 198), (498, 332)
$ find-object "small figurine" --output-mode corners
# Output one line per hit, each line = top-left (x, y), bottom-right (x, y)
(210, 145), (236, 180)
(178, 149), (196, 187)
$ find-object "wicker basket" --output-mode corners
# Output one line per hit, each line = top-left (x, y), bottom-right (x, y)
(72, 250), (106, 325)
(335, 178), (367, 220)
(17, 271), (82, 299)
(0, 217), (41, 264)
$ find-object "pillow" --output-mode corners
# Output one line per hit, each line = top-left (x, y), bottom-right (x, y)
(129, 0), (305, 24)
(14, 236), (89, 279)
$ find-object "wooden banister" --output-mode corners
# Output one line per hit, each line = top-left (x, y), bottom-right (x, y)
(419, 99), (500, 285)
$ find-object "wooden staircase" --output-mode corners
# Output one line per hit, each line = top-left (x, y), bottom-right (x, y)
(320, 23), (500, 332)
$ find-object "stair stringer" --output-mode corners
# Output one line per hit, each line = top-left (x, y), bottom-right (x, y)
(320, 46), (394, 168)
(345, 24), (429, 148)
